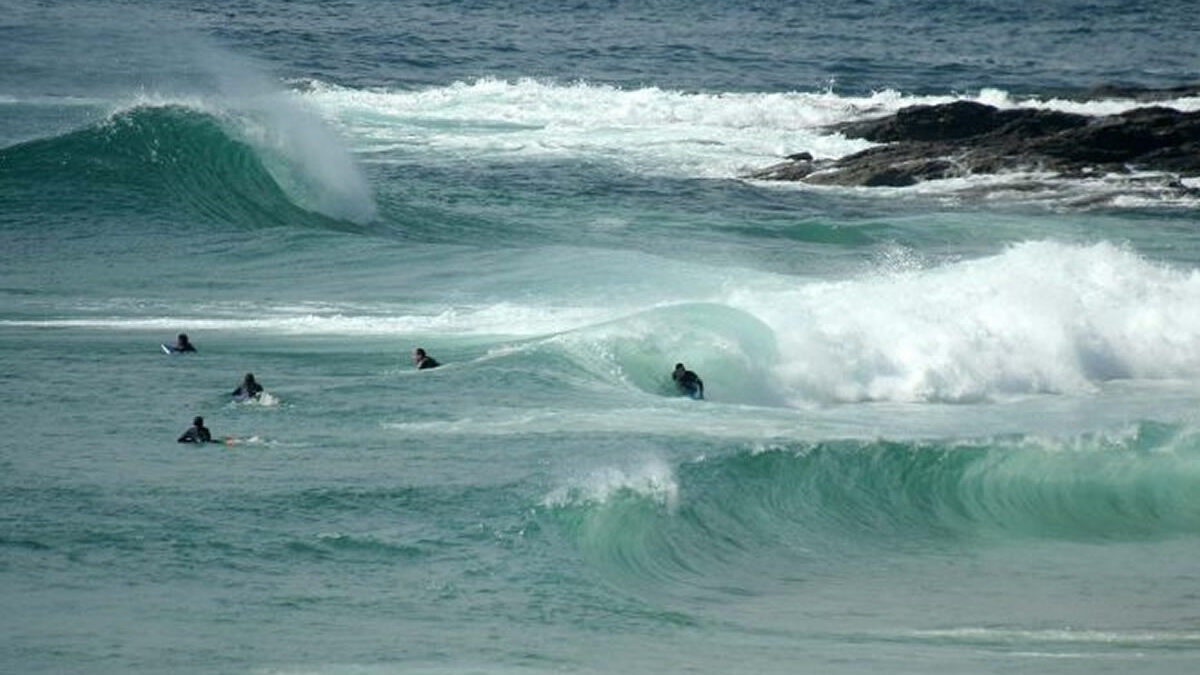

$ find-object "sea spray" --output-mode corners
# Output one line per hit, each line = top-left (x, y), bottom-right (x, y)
(0, 10), (377, 224)
(728, 240), (1200, 403)
(193, 43), (377, 223)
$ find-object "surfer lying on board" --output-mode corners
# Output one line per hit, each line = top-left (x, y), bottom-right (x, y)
(166, 333), (196, 353)
(232, 373), (264, 401)
(412, 347), (440, 370)
(178, 416), (214, 443)
(672, 363), (704, 400)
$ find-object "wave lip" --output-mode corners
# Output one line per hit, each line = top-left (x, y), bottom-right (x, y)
(514, 244), (1200, 406)
(543, 424), (1200, 589)
(0, 99), (375, 228)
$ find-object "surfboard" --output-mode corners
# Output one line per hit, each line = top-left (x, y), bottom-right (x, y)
(161, 344), (173, 354)
(232, 389), (264, 403)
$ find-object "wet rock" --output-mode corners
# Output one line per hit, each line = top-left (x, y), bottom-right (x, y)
(749, 98), (1200, 188)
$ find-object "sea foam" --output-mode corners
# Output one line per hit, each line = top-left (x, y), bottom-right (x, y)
(543, 457), (679, 510)
(729, 240), (1200, 403)
(287, 79), (1200, 209)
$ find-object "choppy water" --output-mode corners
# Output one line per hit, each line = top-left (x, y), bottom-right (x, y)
(3, 1), (1200, 673)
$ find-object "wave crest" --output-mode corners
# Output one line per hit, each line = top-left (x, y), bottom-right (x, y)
(1, 101), (373, 228)
(543, 423), (1200, 585)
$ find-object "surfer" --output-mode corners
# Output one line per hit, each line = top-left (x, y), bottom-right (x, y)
(672, 363), (704, 400)
(232, 373), (264, 401)
(177, 416), (213, 444)
(412, 347), (440, 370)
(167, 333), (196, 353)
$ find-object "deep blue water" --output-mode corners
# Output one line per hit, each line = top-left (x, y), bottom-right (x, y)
(3, 1), (1200, 673)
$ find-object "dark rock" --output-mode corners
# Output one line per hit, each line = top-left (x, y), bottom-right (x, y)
(836, 100), (1006, 143)
(990, 109), (1090, 140)
(804, 146), (957, 187)
(743, 158), (820, 181)
(749, 99), (1200, 188)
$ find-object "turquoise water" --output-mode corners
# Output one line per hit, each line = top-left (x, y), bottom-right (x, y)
(3, 1), (1200, 673)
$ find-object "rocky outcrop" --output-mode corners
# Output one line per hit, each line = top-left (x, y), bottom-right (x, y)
(745, 100), (1200, 188)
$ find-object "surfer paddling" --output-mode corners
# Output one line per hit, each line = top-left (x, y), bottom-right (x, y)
(177, 416), (235, 445)
(164, 333), (196, 353)
(232, 373), (264, 401)
(178, 416), (214, 443)
(412, 347), (440, 370)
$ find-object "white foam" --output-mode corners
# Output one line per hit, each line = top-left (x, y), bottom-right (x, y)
(907, 626), (1200, 646)
(298, 78), (880, 177)
(0, 93), (109, 107)
(727, 241), (1200, 403)
(297, 79), (1200, 184)
(232, 391), (280, 408)
(542, 457), (679, 511)
(884, 170), (1200, 210)
(0, 301), (613, 337)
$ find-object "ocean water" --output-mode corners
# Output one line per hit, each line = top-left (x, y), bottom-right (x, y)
(3, 1), (1200, 673)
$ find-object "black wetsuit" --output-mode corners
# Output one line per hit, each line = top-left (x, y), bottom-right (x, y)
(416, 356), (440, 370)
(673, 369), (704, 399)
(233, 382), (263, 399)
(171, 342), (196, 353)
(178, 424), (213, 443)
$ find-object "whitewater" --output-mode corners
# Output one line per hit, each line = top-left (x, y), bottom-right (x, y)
(3, 1), (1200, 674)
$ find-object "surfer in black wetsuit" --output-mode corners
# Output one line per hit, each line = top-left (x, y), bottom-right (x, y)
(178, 416), (213, 443)
(169, 333), (196, 353)
(412, 347), (440, 370)
(672, 363), (704, 400)
(232, 373), (263, 400)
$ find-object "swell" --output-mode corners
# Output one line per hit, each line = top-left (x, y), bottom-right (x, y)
(0, 480), (525, 574)
(544, 422), (1200, 586)
(0, 105), (343, 231)
(503, 240), (1200, 407)
(531, 302), (786, 407)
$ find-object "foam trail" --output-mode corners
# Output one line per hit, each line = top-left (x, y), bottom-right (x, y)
(0, 301), (612, 337)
